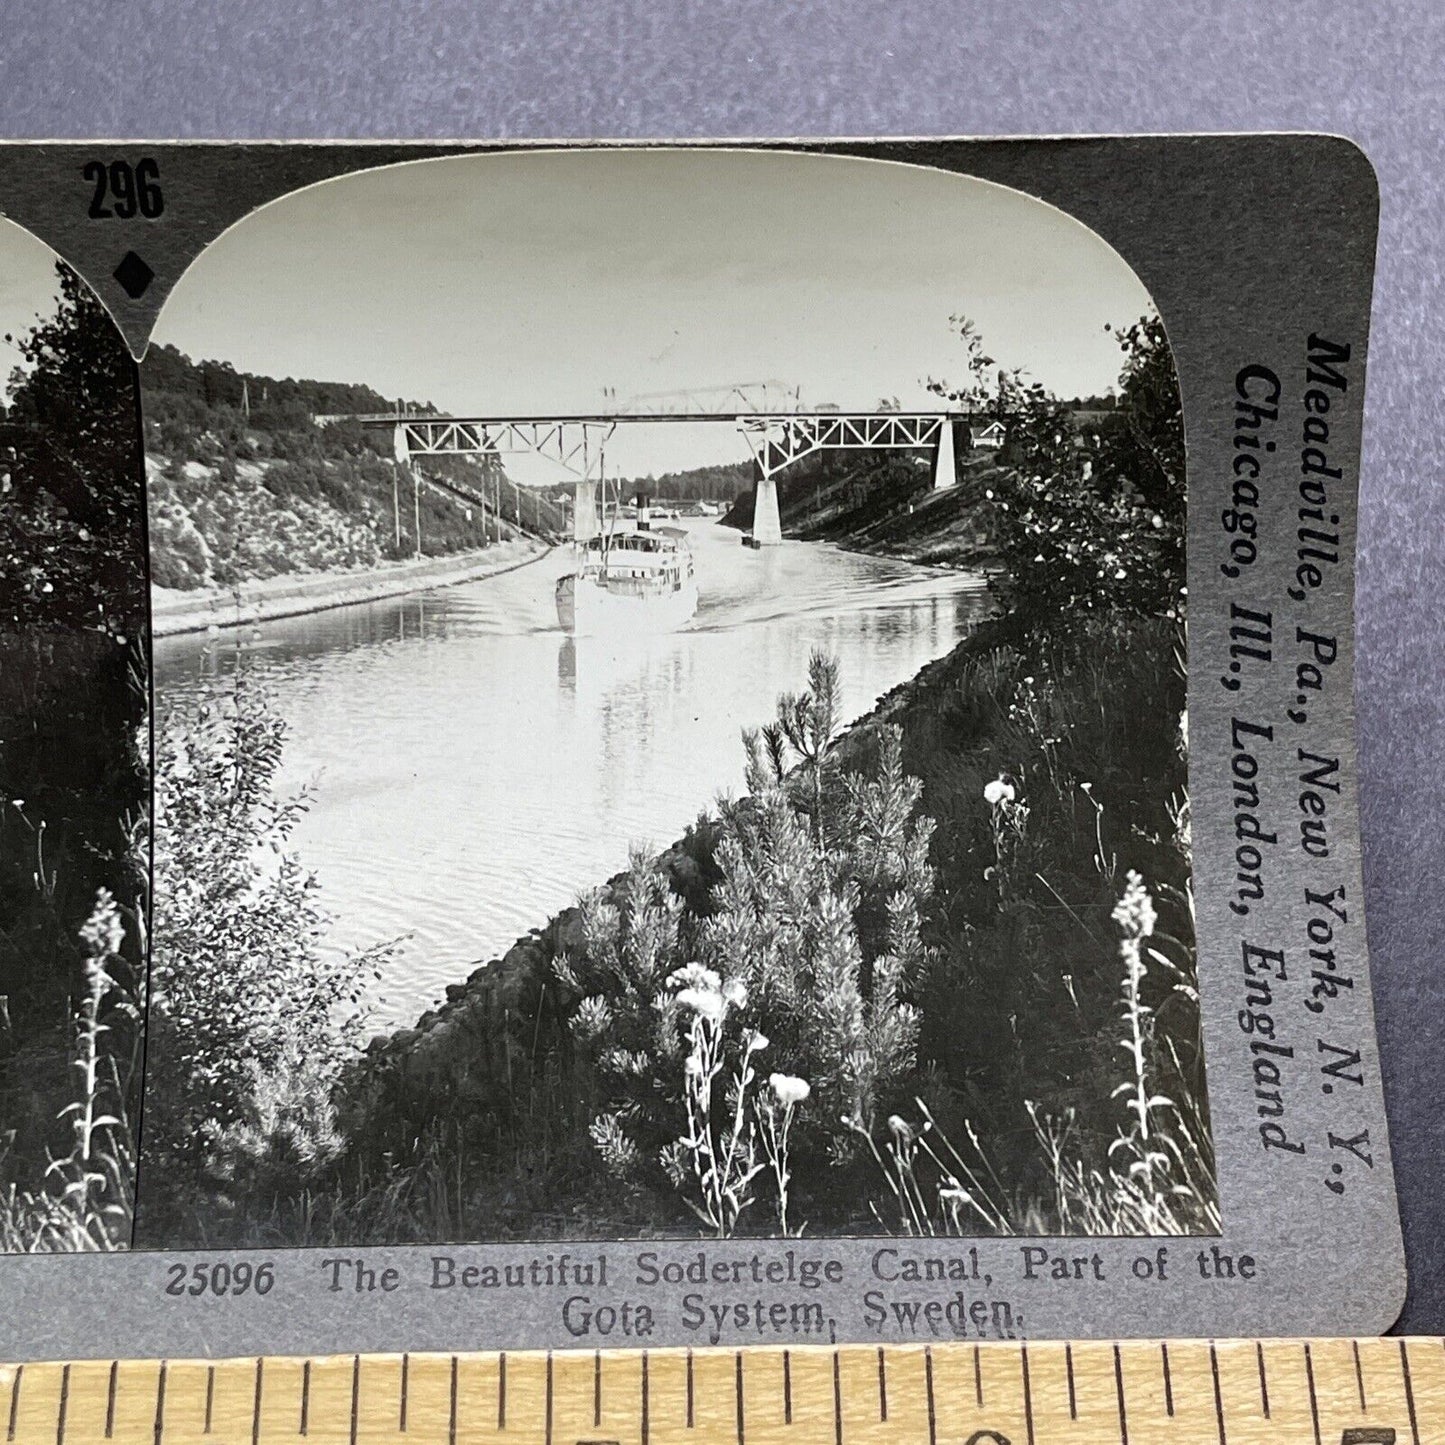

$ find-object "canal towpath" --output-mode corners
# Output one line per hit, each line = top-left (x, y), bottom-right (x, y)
(149, 539), (551, 637)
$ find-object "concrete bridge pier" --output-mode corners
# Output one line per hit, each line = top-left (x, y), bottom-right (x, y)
(932, 417), (959, 490)
(752, 468), (783, 545)
(573, 478), (601, 542)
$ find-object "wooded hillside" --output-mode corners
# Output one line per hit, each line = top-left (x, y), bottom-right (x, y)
(142, 346), (564, 591)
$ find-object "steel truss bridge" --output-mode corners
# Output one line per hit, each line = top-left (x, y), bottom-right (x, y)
(349, 409), (965, 547)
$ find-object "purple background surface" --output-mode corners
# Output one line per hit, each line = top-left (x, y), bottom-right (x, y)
(1, 0), (1440, 1333)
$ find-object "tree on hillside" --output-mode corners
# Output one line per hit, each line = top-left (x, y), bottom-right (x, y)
(0, 265), (145, 634)
(931, 313), (1185, 627)
(925, 315), (1029, 425)
(0, 263), (147, 1186)
(1097, 314), (1184, 536)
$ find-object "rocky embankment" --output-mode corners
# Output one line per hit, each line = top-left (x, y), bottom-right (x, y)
(345, 827), (718, 1149)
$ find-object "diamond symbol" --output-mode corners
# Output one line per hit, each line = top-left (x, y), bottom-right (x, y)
(113, 251), (154, 300)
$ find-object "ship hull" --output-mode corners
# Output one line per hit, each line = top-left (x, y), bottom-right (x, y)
(555, 572), (699, 636)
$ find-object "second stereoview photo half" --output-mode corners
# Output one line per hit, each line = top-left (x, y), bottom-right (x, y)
(132, 148), (1204, 1250)
(0, 217), (148, 1252)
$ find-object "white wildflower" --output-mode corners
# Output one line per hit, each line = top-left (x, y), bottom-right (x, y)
(669, 962), (721, 992)
(675, 987), (724, 1023)
(983, 777), (1016, 807)
(769, 1074), (810, 1107)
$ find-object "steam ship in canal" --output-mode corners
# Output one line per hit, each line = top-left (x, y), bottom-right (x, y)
(554, 522), (699, 635)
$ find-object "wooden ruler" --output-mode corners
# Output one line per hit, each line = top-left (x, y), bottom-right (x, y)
(1, 1339), (1441, 1444)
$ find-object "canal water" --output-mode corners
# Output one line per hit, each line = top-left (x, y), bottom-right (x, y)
(152, 523), (991, 1028)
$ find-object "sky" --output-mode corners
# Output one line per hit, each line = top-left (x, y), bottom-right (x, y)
(0, 218), (65, 402)
(153, 148), (1157, 482)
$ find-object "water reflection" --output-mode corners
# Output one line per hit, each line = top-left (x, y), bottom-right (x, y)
(154, 525), (990, 1026)
(557, 638), (577, 692)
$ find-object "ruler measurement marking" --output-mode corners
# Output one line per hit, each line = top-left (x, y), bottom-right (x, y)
(498, 1351), (506, 1430)
(8, 1364), (21, 1443)
(1112, 1343), (1129, 1445)
(924, 1347), (936, 1445)
(152, 1362), (166, 1445)
(55, 1363), (69, 1445)
(448, 1355), (457, 1445)
(1304, 1344), (1321, 1445)
(831, 1349), (842, 1445)
(1210, 1343), (1227, 1445)
(349, 1354), (360, 1445)
(1021, 1344), (1036, 1445)
(1399, 1339), (1420, 1445)
(734, 1351), (745, 1445)
(9, 1338), (1443, 1443)
(641, 1348), (650, 1445)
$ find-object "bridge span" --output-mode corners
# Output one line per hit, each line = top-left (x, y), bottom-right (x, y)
(346, 410), (967, 546)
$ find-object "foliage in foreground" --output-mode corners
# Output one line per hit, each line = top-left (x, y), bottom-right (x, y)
(564, 652), (934, 1234)
(0, 261), (148, 1247)
(136, 673), (394, 1243)
(552, 637), (1211, 1239)
(0, 890), (138, 1252)
(147, 619), (1213, 1245)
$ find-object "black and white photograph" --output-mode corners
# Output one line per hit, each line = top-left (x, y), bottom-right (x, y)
(135, 148), (1209, 1249)
(0, 221), (148, 1251)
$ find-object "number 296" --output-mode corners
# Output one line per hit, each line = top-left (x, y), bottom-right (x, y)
(84, 158), (163, 219)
